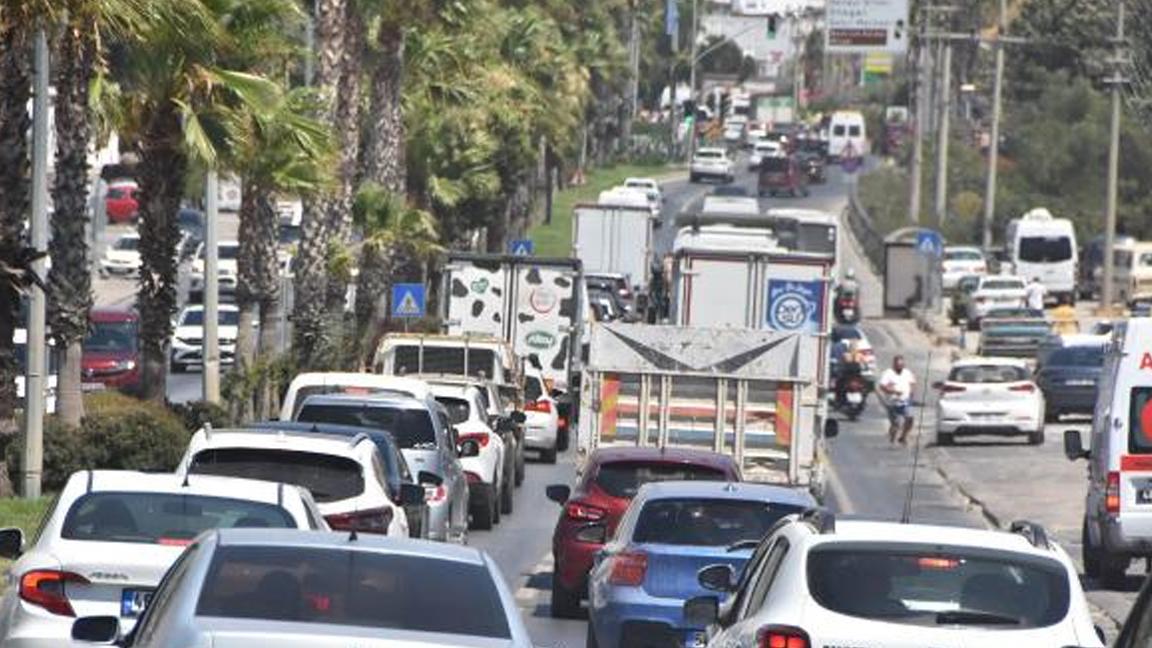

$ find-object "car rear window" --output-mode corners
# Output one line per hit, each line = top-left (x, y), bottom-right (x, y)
(296, 404), (438, 449)
(633, 498), (803, 546)
(290, 386), (410, 419)
(190, 449), (364, 503)
(197, 545), (510, 638)
(525, 376), (544, 401)
(1019, 236), (1073, 263)
(435, 396), (471, 425)
(392, 346), (497, 381)
(113, 237), (139, 251)
(696, 151), (722, 159)
(594, 461), (727, 498)
(61, 492), (295, 544)
(1048, 346), (1104, 367)
(948, 365), (1029, 383)
(807, 546), (1070, 628)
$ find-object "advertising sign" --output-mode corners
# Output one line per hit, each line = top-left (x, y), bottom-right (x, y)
(826, 0), (909, 53)
(766, 279), (825, 334)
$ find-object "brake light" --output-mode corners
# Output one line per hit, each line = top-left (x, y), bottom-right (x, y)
(1107, 471), (1121, 514)
(1009, 383), (1036, 393)
(425, 484), (447, 503)
(324, 507), (394, 534)
(565, 500), (606, 522)
(19, 570), (89, 617)
(940, 384), (967, 393)
(458, 432), (490, 448)
(526, 400), (552, 414)
(757, 625), (810, 648)
(607, 551), (648, 586)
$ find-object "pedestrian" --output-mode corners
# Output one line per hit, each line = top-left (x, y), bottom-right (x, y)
(1025, 277), (1047, 311)
(1050, 294), (1079, 335)
(878, 355), (916, 445)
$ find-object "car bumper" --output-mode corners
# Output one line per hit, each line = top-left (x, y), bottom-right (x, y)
(937, 412), (1041, 435)
(524, 424), (557, 450)
(171, 344), (236, 365)
(1040, 386), (1097, 413)
(1101, 517), (1152, 557)
(590, 586), (700, 648)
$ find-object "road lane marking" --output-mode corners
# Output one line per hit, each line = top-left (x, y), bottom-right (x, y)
(825, 459), (856, 514)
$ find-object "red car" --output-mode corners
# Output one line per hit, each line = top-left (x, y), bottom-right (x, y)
(757, 154), (810, 198)
(81, 308), (141, 393)
(544, 446), (743, 618)
(105, 181), (139, 224)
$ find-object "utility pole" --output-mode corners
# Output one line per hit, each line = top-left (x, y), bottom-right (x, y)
(907, 21), (928, 224)
(686, 0), (700, 163)
(934, 40), (953, 226)
(981, 0), (1007, 250)
(1101, 0), (1126, 312)
(22, 28), (50, 499)
(202, 171), (220, 404)
(624, 1), (641, 147)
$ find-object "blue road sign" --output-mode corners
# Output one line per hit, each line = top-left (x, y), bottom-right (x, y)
(509, 239), (534, 256)
(766, 279), (825, 333)
(916, 230), (943, 258)
(391, 283), (426, 319)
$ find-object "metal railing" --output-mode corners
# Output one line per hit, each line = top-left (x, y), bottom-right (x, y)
(845, 183), (886, 276)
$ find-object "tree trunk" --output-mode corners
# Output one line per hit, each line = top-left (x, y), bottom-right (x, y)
(256, 298), (280, 420)
(354, 239), (391, 364)
(0, 16), (32, 494)
(136, 105), (187, 402)
(232, 303), (256, 422)
(48, 13), (95, 427)
(361, 23), (406, 192)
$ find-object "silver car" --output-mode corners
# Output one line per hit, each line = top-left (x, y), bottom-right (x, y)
(294, 393), (471, 543)
(69, 529), (536, 647)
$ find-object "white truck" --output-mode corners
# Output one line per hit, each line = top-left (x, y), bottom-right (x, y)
(573, 202), (654, 296)
(576, 322), (837, 496)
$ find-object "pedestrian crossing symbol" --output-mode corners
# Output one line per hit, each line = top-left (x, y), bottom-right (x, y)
(509, 239), (534, 256)
(391, 283), (426, 319)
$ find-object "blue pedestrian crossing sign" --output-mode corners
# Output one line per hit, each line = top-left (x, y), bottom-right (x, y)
(391, 283), (426, 319)
(916, 230), (943, 258)
(509, 239), (534, 256)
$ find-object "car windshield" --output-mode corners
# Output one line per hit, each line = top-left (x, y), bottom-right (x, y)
(296, 404), (438, 449)
(1019, 236), (1073, 263)
(1047, 346), (1105, 367)
(180, 309), (240, 327)
(948, 365), (1030, 383)
(807, 545), (1070, 628)
(113, 237), (139, 251)
(84, 321), (137, 352)
(982, 279), (1024, 291)
(594, 461), (727, 498)
(197, 545), (511, 638)
(632, 498), (804, 546)
(945, 250), (983, 262)
(60, 492), (294, 544)
(435, 396), (471, 425)
(189, 448), (364, 503)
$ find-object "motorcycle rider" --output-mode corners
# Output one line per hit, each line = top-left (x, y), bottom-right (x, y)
(830, 334), (865, 407)
(835, 268), (861, 322)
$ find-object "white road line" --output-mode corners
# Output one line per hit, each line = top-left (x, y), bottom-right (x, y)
(825, 459), (856, 515)
(514, 551), (556, 611)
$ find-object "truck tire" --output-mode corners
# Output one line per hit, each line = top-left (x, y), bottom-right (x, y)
(551, 576), (583, 619)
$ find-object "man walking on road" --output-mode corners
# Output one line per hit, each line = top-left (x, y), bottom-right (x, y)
(879, 355), (916, 445)
(1026, 277), (1047, 311)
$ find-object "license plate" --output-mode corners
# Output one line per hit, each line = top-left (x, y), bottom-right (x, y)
(847, 392), (863, 404)
(81, 382), (106, 392)
(121, 588), (154, 618)
(1066, 379), (1094, 386)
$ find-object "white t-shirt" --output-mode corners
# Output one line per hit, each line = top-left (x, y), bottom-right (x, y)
(880, 368), (916, 401)
(1025, 282), (1046, 310)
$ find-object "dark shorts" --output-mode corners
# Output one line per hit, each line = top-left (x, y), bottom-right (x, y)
(886, 401), (912, 426)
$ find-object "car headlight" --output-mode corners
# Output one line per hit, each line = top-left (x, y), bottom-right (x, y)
(114, 359), (137, 371)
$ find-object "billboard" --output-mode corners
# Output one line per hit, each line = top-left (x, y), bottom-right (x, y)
(825, 0), (909, 53)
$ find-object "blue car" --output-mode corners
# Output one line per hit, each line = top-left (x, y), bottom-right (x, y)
(587, 481), (815, 648)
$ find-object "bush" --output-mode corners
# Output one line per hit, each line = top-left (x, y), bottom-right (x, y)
(170, 400), (231, 431)
(7, 392), (192, 492)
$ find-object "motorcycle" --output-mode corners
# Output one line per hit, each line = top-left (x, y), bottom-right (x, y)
(834, 294), (860, 324)
(833, 372), (872, 421)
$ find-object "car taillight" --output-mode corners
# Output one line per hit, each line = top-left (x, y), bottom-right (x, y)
(607, 551), (648, 586)
(425, 484), (447, 503)
(1107, 471), (1121, 514)
(1009, 383), (1036, 393)
(757, 625), (810, 648)
(526, 400), (552, 414)
(940, 384), (967, 393)
(324, 507), (394, 534)
(19, 570), (89, 617)
(458, 432), (490, 448)
(565, 500), (606, 522)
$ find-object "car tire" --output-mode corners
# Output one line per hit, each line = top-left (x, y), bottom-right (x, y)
(170, 359), (185, 374)
(540, 444), (558, 464)
(500, 472), (514, 515)
(936, 432), (954, 446)
(689, 173), (699, 183)
(1027, 429), (1044, 446)
(470, 486), (496, 531)
(515, 451), (525, 486)
(1044, 406), (1060, 423)
(492, 486), (501, 525)
(557, 426), (570, 452)
(586, 619), (600, 648)
(550, 575), (583, 619)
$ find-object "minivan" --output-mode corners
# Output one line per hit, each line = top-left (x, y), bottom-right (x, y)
(827, 110), (867, 160)
(1006, 207), (1078, 303)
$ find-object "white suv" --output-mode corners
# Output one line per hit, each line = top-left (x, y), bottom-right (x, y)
(429, 382), (509, 530)
(0, 470), (325, 646)
(689, 148), (734, 184)
(523, 368), (560, 463)
(690, 512), (1104, 648)
(176, 427), (417, 538)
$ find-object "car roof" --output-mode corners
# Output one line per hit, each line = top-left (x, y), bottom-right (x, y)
(814, 520), (1056, 557)
(426, 382), (474, 399)
(589, 446), (740, 471)
(289, 372), (431, 394)
(408, 373), (488, 388)
(944, 245), (983, 253)
(89, 307), (137, 323)
(951, 357), (1030, 370)
(635, 480), (814, 507)
(213, 528), (488, 564)
(181, 303), (239, 313)
(586, 272), (627, 280)
(117, 232), (140, 239)
(246, 421), (397, 444)
(300, 392), (432, 410)
(70, 470), (306, 503)
(188, 427), (368, 456)
(1049, 334), (1108, 347)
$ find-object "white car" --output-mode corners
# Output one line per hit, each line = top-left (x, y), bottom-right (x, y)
(175, 427), (413, 538)
(279, 372), (434, 421)
(189, 239), (240, 294)
(747, 124), (768, 142)
(934, 357), (1044, 446)
(98, 232), (141, 277)
(689, 148), (734, 184)
(14, 328), (56, 415)
(523, 368), (560, 463)
(964, 274), (1027, 329)
(429, 382), (509, 530)
(696, 513), (1104, 648)
(748, 140), (783, 170)
(0, 470), (326, 646)
(623, 177), (662, 204)
(169, 304), (240, 372)
(941, 245), (988, 291)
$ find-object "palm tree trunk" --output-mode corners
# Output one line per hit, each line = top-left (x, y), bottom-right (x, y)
(361, 23), (406, 192)
(136, 105), (187, 402)
(232, 303), (256, 422)
(49, 13), (96, 427)
(0, 16), (32, 493)
(256, 298), (280, 419)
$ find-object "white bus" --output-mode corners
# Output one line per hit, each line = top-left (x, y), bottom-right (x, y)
(1006, 208), (1078, 303)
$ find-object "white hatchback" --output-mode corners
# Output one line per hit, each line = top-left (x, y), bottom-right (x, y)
(523, 368), (560, 463)
(169, 304), (240, 372)
(934, 357), (1044, 445)
(0, 470), (325, 647)
(98, 233), (141, 278)
(429, 382), (509, 530)
(941, 246), (987, 291)
(965, 275), (1028, 329)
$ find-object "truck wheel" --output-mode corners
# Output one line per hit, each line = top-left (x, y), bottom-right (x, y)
(1084, 520), (1129, 586)
(550, 576), (583, 619)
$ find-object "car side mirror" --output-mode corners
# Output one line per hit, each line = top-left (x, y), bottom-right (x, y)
(0, 527), (23, 559)
(697, 563), (736, 592)
(417, 471), (444, 487)
(823, 419), (839, 439)
(683, 595), (720, 626)
(458, 439), (481, 458)
(399, 483), (426, 506)
(510, 411), (527, 424)
(545, 484), (571, 504)
(1064, 430), (1090, 461)
(71, 616), (120, 644)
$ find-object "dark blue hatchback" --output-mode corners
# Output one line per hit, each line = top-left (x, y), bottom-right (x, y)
(1035, 343), (1105, 421)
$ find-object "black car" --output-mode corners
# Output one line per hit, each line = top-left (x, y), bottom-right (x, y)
(1034, 343), (1105, 421)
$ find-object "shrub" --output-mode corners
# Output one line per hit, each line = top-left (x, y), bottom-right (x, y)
(170, 400), (231, 431)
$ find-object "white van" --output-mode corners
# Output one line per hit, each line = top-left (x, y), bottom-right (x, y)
(827, 110), (867, 159)
(1112, 241), (1152, 305)
(1006, 207), (1078, 303)
(1065, 318), (1152, 585)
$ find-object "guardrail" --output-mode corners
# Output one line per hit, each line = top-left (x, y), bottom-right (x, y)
(844, 182), (886, 276)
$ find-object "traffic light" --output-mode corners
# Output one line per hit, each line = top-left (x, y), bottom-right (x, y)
(767, 14), (778, 38)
